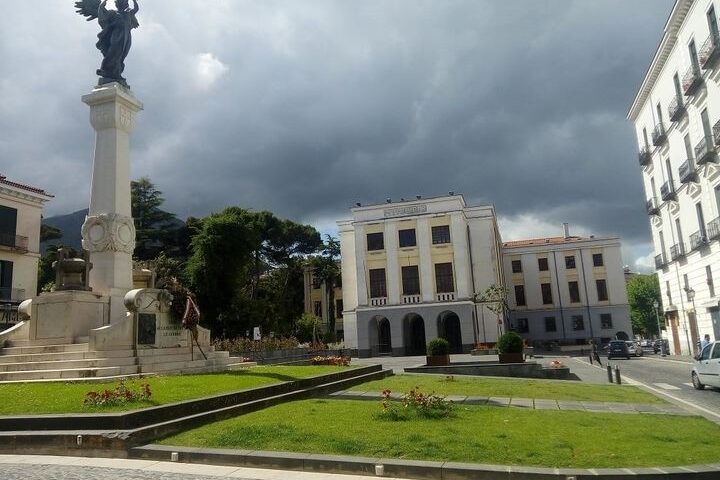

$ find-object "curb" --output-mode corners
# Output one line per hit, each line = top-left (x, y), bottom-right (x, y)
(130, 444), (720, 479)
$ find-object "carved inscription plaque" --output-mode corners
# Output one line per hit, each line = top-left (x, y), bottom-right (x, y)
(138, 313), (157, 345)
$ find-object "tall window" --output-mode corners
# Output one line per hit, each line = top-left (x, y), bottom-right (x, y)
(708, 265), (716, 298)
(369, 268), (387, 298)
(401, 265), (420, 295)
(601, 313), (613, 329)
(709, 5), (719, 39)
(431, 225), (451, 244)
(0, 206), (17, 237)
(643, 127), (650, 150)
(544, 317), (557, 332)
(675, 218), (684, 250)
(673, 72), (683, 99)
(434, 263), (454, 293)
(702, 108), (713, 144)
(690, 39), (700, 70)
(596, 279), (608, 301)
(366, 232), (384, 251)
(697, 202), (707, 238)
(568, 281), (580, 303)
(313, 301), (322, 317)
(565, 255), (576, 269)
(656, 102), (664, 127)
(665, 158), (674, 186)
(514, 285), (526, 306)
(511, 260), (522, 273)
(538, 257), (549, 271)
(666, 280), (672, 305)
(684, 133), (694, 162)
(592, 253), (604, 267)
(541, 283), (553, 304)
(572, 315), (585, 331)
(516, 318), (529, 333)
(684, 274), (690, 301)
(398, 228), (416, 248)
(0, 260), (13, 301)
(336, 299), (343, 318)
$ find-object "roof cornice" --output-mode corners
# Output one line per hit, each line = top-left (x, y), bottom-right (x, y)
(627, 0), (693, 121)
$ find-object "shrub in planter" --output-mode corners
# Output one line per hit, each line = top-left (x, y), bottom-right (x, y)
(426, 338), (450, 366)
(497, 331), (524, 363)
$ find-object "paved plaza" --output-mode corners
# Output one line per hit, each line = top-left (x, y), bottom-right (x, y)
(0, 455), (406, 480)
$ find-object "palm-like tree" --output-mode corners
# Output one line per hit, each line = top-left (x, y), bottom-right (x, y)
(310, 235), (341, 339)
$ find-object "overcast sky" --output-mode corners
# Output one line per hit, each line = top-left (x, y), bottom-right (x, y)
(1, 0), (674, 270)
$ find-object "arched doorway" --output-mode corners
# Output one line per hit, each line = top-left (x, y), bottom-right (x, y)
(438, 311), (463, 354)
(368, 316), (392, 356)
(403, 313), (426, 356)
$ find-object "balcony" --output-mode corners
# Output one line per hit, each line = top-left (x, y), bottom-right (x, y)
(638, 148), (652, 167)
(370, 297), (387, 307)
(436, 292), (456, 302)
(690, 230), (709, 250)
(683, 65), (704, 96)
(679, 159), (698, 183)
(651, 123), (667, 146)
(670, 243), (686, 261)
(401, 294), (421, 304)
(695, 136), (717, 165)
(660, 181), (677, 201)
(668, 95), (686, 122)
(0, 288), (26, 304)
(708, 217), (720, 240)
(654, 253), (666, 270)
(646, 198), (660, 216)
(0, 233), (28, 253)
(699, 33), (720, 70)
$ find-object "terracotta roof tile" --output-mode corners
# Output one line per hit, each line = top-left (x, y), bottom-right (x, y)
(0, 175), (53, 197)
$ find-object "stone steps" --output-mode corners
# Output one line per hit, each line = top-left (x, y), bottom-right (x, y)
(0, 356), (140, 372)
(0, 343), (90, 355)
(0, 364), (140, 381)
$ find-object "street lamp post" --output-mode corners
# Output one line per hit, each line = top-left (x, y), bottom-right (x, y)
(653, 299), (665, 357)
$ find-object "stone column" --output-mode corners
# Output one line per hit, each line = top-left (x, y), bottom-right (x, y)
(81, 83), (143, 324)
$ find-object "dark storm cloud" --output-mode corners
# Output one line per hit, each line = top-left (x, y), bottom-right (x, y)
(0, 1), (673, 268)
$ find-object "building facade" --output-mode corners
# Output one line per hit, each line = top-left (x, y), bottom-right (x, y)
(338, 195), (506, 358)
(503, 234), (633, 346)
(628, 0), (720, 355)
(0, 175), (53, 308)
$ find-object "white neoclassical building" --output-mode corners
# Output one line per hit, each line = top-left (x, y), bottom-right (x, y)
(338, 195), (504, 357)
(628, 0), (720, 355)
(503, 233), (632, 345)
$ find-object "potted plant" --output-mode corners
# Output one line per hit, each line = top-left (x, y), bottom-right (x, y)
(426, 338), (451, 366)
(497, 332), (524, 363)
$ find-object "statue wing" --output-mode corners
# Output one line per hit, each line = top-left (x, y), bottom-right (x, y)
(74, 0), (102, 21)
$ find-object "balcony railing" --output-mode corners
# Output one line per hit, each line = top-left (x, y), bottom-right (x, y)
(370, 297), (387, 306)
(683, 65), (704, 96)
(708, 217), (720, 240)
(646, 198), (660, 216)
(660, 181), (677, 201)
(670, 243), (686, 261)
(638, 148), (652, 166)
(652, 123), (667, 146)
(401, 294), (421, 304)
(0, 288), (26, 303)
(699, 33), (720, 70)
(0, 233), (28, 252)
(654, 253), (666, 270)
(436, 292), (456, 302)
(668, 95), (686, 122)
(690, 230), (709, 250)
(695, 135), (717, 165)
(679, 159), (698, 183)
(713, 119), (720, 146)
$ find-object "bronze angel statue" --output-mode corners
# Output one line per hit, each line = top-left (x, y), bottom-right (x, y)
(75, 0), (140, 88)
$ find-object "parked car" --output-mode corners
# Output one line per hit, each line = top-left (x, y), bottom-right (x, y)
(692, 341), (720, 390)
(639, 339), (656, 354)
(607, 340), (630, 359)
(654, 339), (669, 354)
(626, 341), (644, 357)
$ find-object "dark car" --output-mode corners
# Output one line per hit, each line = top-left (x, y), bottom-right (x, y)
(654, 339), (669, 354)
(607, 340), (630, 359)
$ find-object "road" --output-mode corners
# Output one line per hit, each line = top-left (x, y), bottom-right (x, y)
(575, 353), (720, 421)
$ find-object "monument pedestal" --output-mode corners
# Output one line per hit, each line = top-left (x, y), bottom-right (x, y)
(81, 83), (143, 325)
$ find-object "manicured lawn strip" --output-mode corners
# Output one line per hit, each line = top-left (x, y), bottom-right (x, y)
(160, 399), (720, 468)
(0, 365), (349, 415)
(348, 374), (665, 404)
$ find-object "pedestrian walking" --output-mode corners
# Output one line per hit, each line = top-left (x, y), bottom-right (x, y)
(589, 339), (602, 366)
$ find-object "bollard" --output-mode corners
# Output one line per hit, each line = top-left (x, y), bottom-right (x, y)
(607, 365), (613, 383)
(589, 352), (593, 364)
(614, 365), (621, 385)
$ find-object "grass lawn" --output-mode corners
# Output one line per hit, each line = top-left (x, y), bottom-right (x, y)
(0, 365), (350, 415)
(348, 374), (664, 404)
(160, 398), (720, 468)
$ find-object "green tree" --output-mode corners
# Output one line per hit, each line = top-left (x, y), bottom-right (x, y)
(626, 274), (662, 336)
(37, 245), (79, 294)
(309, 235), (341, 339)
(131, 177), (178, 260)
(40, 223), (62, 243)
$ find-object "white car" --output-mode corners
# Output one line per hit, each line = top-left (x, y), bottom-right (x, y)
(692, 341), (720, 390)
(625, 341), (644, 357)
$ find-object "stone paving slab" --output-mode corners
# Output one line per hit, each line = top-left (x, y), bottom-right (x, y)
(486, 397), (511, 407)
(532, 400), (559, 410)
(509, 398), (533, 408)
(463, 396), (488, 405)
(557, 401), (585, 411)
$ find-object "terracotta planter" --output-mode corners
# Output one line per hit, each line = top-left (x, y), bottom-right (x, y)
(426, 354), (450, 366)
(498, 352), (524, 364)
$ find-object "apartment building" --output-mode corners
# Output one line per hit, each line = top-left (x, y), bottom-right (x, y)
(0, 175), (53, 307)
(628, 0), (720, 355)
(503, 233), (633, 345)
(338, 195), (504, 357)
